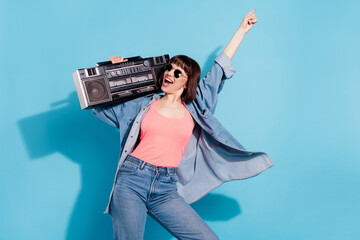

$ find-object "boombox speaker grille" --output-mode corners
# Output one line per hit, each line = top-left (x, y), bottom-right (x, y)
(84, 77), (110, 104)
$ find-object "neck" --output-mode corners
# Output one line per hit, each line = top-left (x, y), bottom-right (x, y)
(161, 93), (183, 104)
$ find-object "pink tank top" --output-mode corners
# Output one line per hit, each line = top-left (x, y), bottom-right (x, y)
(130, 99), (194, 167)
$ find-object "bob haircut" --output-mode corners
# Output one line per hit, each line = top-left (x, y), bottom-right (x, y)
(157, 55), (201, 103)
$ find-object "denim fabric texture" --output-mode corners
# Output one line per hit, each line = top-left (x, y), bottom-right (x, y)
(110, 155), (219, 240)
(93, 52), (274, 214)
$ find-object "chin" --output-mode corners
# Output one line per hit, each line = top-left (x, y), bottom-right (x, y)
(161, 85), (168, 93)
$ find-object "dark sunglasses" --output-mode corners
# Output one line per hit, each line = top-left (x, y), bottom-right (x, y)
(164, 64), (187, 78)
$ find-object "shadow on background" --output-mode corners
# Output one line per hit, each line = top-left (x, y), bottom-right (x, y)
(17, 48), (242, 240)
(17, 92), (118, 240)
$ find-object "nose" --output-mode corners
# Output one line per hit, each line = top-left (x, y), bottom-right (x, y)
(166, 70), (176, 79)
(167, 68), (175, 75)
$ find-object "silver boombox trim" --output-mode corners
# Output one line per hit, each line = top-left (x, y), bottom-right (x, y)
(73, 55), (169, 109)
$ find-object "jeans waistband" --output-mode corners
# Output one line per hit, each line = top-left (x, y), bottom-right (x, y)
(126, 154), (177, 174)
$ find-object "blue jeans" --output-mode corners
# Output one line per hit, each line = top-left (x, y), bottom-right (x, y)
(110, 154), (219, 240)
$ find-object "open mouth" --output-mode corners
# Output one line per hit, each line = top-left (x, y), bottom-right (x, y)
(164, 77), (173, 84)
(162, 76), (174, 87)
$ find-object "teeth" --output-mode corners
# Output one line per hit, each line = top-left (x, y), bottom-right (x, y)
(165, 77), (173, 83)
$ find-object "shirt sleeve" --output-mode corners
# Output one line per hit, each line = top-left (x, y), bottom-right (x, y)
(92, 105), (121, 128)
(91, 94), (154, 129)
(196, 52), (236, 113)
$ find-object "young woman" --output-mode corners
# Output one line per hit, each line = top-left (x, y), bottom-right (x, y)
(93, 9), (273, 240)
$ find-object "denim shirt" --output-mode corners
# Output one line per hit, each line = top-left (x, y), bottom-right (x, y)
(93, 52), (274, 214)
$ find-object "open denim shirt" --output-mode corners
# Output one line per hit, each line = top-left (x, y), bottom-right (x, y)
(93, 52), (274, 214)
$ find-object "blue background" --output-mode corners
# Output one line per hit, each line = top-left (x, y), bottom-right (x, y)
(1, 0), (360, 239)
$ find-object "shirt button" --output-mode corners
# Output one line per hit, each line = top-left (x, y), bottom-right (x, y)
(143, 108), (145, 110)
(225, 140), (228, 143)
(130, 136), (133, 138)
(136, 121), (139, 124)
(124, 150), (127, 153)
(211, 132), (214, 136)
(192, 111), (194, 114)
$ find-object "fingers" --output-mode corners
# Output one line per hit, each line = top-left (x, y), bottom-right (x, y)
(245, 11), (257, 25)
(248, 17), (257, 25)
(109, 56), (128, 63)
(239, 9), (257, 32)
(119, 57), (128, 62)
(246, 8), (256, 16)
(109, 56), (119, 63)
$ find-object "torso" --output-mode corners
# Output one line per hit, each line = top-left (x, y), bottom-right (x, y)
(130, 98), (195, 167)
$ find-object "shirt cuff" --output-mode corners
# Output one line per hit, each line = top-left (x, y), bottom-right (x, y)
(214, 52), (236, 79)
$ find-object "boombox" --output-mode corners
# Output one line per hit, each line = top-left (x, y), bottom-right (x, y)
(73, 55), (169, 109)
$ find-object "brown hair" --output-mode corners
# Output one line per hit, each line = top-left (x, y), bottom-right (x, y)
(158, 55), (201, 103)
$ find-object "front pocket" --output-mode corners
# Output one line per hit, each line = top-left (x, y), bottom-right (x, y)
(118, 161), (139, 175)
(168, 173), (178, 183)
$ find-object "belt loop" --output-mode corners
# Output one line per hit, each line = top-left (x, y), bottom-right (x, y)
(140, 161), (146, 170)
(166, 167), (169, 176)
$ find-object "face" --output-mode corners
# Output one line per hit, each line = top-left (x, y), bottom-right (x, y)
(161, 63), (188, 96)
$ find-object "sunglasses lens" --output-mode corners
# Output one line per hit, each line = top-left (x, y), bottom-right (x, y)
(174, 70), (182, 78)
(165, 63), (186, 78)
(165, 64), (172, 71)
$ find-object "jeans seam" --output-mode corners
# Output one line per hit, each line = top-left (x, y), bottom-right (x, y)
(110, 210), (117, 240)
(147, 170), (158, 201)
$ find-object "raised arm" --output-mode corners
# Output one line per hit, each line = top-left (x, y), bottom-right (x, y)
(195, 9), (258, 113)
(223, 9), (258, 60)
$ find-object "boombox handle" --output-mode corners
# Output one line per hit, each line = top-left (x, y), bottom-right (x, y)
(96, 56), (142, 66)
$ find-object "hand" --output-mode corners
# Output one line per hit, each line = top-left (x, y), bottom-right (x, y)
(109, 56), (128, 63)
(239, 9), (258, 34)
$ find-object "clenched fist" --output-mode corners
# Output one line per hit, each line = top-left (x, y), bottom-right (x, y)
(239, 9), (258, 34)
